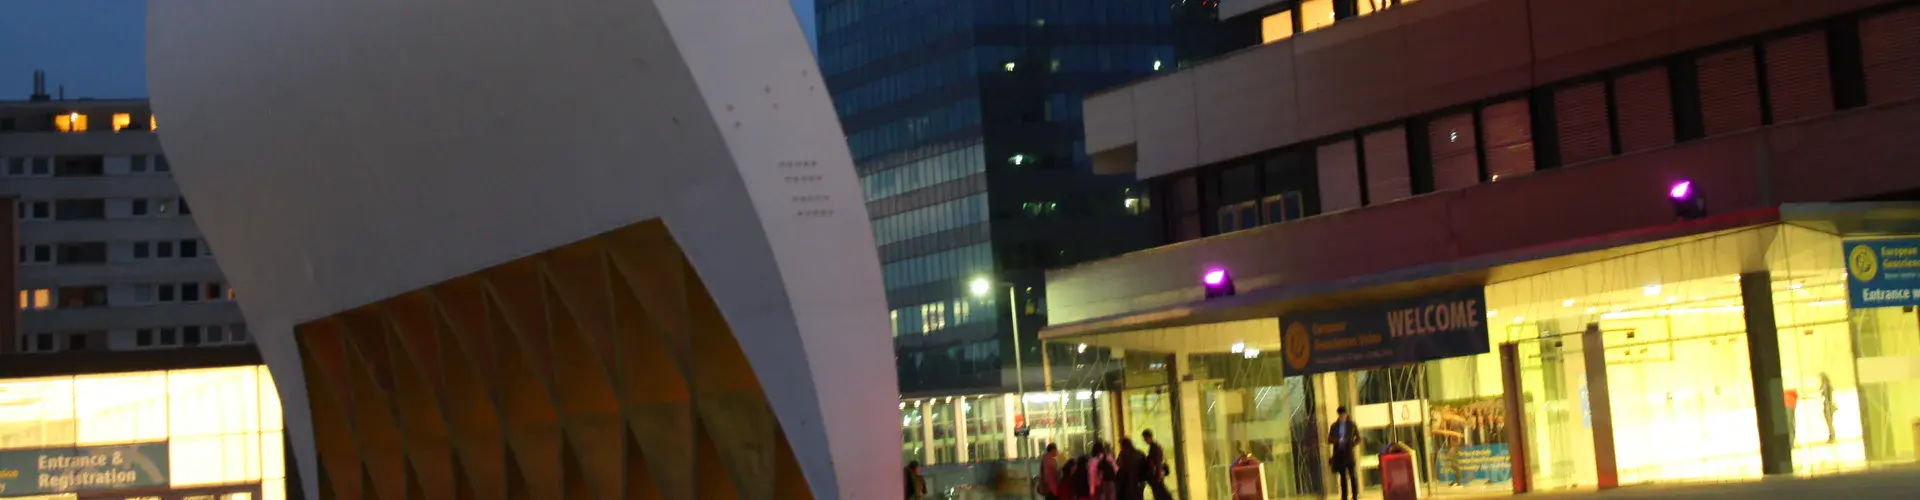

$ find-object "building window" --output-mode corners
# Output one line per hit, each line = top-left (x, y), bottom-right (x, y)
(1862, 5), (1920, 105)
(54, 112), (87, 133)
(158, 241), (175, 258)
(155, 156), (171, 172)
(68, 333), (88, 351)
(159, 285), (177, 303)
(149, 114), (158, 131)
(112, 113), (133, 132)
(134, 242), (151, 259)
(18, 333), (58, 353)
(19, 200), (51, 221)
(135, 284), (156, 303)
(20, 245), (53, 265)
(137, 328), (154, 347)
(17, 289), (52, 310)
(1123, 188), (1149, 216)
(1480, 99), (1536, 180)
(1217, 201), (1260, 233)
(1263, 192), (1305, 224)
(1262, 11), (1295, 43)
(131, 155), (149, 173)
(1301, 0), (1335, 32)
(4, 157), (52, 178)
(180, 239), (199, 257)
(132, 199), (149, 216)
(1428, 112), (1480, 190)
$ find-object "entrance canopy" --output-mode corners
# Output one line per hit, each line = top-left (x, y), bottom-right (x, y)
(1043, 203), (1920, 352)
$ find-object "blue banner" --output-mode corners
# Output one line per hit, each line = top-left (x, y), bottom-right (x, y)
(0, 442), (169, 497)
(1845, 238), (1920, 309)
(1433, 444), (1512, 484)
(1278, 288), (1490, 377)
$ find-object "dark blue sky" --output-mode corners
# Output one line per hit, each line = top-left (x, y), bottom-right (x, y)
(0, 2), (148, 99)
(0, 1), (817, 101)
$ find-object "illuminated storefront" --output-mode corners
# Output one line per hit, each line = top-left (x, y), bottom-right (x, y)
(900, 390), (1113, 467)
(1045, 221), (1920, 499)
(0, 366), (287, 500)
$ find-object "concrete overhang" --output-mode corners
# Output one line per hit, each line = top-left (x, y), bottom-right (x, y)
(1041, 203), (1920, 342)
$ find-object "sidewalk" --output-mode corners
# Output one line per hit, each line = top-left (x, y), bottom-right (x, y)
(1394, 467), (1920, 499)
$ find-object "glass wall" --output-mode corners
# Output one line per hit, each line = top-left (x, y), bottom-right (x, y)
(1485, 225), (1892, 486)
(1190, 354), (1311, 500)
(0, 366), (285, 500)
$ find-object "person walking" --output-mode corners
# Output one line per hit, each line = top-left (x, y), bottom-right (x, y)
(904, 461), (927, 500)
(1820, 372), (1837, 443)
(1088, 442), (1119, 500)
(1328, 407), (1362, 500)
(1142, 430), (1174, 499)
(1041, 443), (1063, 500)
(1117, 438), (1149, 500)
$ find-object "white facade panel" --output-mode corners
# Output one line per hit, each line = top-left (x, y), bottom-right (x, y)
(148, 0), (899, 498)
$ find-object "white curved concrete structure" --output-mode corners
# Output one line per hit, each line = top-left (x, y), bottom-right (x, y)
(147, 1), (898, 498)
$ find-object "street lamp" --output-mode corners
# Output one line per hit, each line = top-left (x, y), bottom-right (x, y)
(970, 277), (1029, 449)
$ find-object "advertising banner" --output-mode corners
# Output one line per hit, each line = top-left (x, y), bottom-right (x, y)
(0, 442), (169, 496)
(1279, 288), (1490, 377)
(1845, 238), (1920, 309)
(1433, 444), (1513, 484)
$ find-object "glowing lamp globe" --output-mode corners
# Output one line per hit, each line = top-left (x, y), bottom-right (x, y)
(1202, 268), (1235, 299)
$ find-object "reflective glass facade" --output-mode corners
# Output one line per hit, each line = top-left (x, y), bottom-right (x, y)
(0, 366), (286, 500)
(822, 0), (1199, 395)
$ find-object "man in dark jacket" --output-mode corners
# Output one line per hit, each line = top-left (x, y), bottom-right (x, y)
(1142, 430), (1174, 499)
(1328, 407), (1362, 500)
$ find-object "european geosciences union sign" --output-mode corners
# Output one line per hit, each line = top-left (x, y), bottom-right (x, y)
(1280, 288), (1491, 376)
(1845, 238), (1920, 309)
(0, 443), (168, 496)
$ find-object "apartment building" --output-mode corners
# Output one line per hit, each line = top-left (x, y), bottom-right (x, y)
(1, 73), (248, 356)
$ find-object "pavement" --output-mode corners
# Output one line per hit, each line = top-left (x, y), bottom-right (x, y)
(1403, 466), (1920, 499)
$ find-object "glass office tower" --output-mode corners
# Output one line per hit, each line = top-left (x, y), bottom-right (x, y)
(818, 0), (1232, 398)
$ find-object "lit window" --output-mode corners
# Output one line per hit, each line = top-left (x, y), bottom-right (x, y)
(149, 114), (158, 131)
(55, 112), (88, 133)
(1261, 11), (1295, 43)
(17, 288), (51, 310)
(1301, 0), (1335, 32)
(112, 113), (132, 132)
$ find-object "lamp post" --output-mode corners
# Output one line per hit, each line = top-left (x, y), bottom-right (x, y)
(970, 277), (1025, 428)
(971, 276), (1033, 494)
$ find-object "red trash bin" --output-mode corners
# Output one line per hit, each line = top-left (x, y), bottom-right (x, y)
(1229, 456), (1265, 500)
(1379, 443), (1418, 500)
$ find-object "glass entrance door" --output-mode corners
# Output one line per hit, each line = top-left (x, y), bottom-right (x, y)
(1513, 334), (1597, 491)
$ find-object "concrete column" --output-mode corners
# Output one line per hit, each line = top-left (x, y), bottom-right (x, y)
(1581, 323), (1620, 489)
(1740, 271), (1794, 475)
(1172, 352), (1208, 500)
(956, 399), (971, 463)
(1499, 343), (1532, 493)
(921, 401), (937, 466)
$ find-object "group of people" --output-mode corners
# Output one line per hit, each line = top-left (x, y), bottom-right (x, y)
(1036, 430), (1176, 500)
(905, 408), (1371, 500)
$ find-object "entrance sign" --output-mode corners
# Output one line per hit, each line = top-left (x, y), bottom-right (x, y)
(1279, 288), (1490, 376)
(1845, 238), (1920, 309)
(0, 443), (169, 496)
